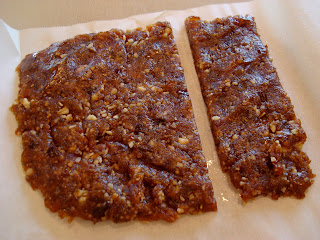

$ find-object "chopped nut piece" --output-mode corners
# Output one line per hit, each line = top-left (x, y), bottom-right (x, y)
(65, 114), (73, 121)
(58, 106), (69, 115)
(232, 134), (238, 140)
(164, 27), (172, 35)
(87, 114), (97, 121)
(176, 162), (184, 167)
(21, 98), (30, 109)
(270, 122), (276, 133)
(128, 141), (134, 148)
(94, 156), (102, 165)
(91, 93), (99, 101)
(177, 208), (184, 213)
(30, 130), (36, 135)
(105, 131), (113, 135)
(26, 168), (34, 176)
(110, 88), (118, 95)
(149, 140), (155, 146)
(211, 116), (220, 121)
(178, 137), (189, 145)
(138, 86), (146, 91)
(291, 129), (298, 135)
(79, 196), (87, 203)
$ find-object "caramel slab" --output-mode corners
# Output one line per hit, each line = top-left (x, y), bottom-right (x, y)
(11, 22), (216, 223)
(185, 15), (314, 202)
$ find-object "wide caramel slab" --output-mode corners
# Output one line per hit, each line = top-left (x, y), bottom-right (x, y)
(11, 22), (216, 223)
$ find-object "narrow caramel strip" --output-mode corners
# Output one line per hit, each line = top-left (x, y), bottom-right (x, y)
(185, 15), (314, 201)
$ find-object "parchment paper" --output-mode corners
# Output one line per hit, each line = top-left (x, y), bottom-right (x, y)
(1, 0), (319, 239)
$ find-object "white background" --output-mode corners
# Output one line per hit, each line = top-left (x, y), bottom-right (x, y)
(0, 0), (320, 239)
(0, 0), (248, 29)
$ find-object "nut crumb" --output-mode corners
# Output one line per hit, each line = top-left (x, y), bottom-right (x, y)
(91, 93), (99, 101)
(232, 134), (238, 140)
(189, 194), (195, 200)
(21, 98), (31, 109)
(270, 122), (276, 133)
(138, 86), (146, 91)
(177, 208), (184, 213)
(26, 168), (34, 176)
(212, 116), (220, 121)
(111, 88), (118, 95)
(87, 114), (97, 121)
(178, 137), (189, 145)
(58, 106), (69, 115)
(128, 141), (134, 148)
(176, 162), (184, 167)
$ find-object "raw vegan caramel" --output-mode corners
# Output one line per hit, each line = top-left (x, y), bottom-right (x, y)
(11, 22), (217, 223)
(185, 15), (314, 202)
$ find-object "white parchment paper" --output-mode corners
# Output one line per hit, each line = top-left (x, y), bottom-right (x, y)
(1, 1), (319, 239)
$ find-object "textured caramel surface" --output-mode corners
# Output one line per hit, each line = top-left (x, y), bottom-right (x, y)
(11, 22), (216, 223)
(185, 15), (314, 202)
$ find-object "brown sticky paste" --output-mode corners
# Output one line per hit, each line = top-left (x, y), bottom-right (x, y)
(185, 15), (314, 202)
(11, 22), (217, 223)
